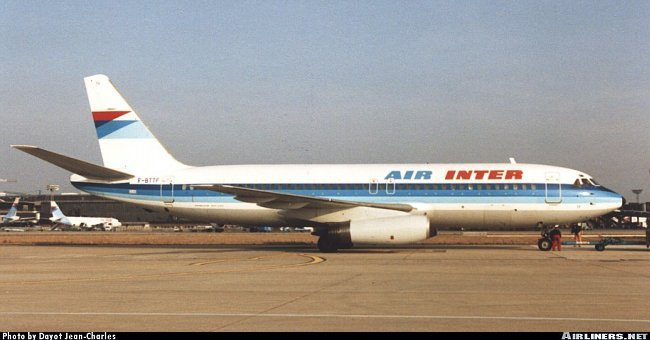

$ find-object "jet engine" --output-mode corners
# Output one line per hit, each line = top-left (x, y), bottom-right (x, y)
(316, 215), (436, 252)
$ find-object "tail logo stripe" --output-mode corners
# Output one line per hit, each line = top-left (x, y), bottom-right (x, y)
(92, 111), (131, 122)
(96, 121), (154, 139)
(93, 110), (153, 139)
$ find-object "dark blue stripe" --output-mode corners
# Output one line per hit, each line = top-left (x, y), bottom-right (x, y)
(72, 182), (617, 199)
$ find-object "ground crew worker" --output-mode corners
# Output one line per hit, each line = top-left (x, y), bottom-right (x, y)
(550, 225), (562, 251)
(570, 223), (583, 247)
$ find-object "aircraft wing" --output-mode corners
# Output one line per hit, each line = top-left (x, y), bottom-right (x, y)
(615, 210), (650, 218)
(11, 145), (133, 181)
(193, 184), (414, 212)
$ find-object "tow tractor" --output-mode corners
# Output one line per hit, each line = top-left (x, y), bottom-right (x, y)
(590, 237), (648, 251)
(538, 232), (649, 251)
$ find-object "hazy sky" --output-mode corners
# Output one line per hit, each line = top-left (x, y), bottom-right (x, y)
(2, 1), (650, 201)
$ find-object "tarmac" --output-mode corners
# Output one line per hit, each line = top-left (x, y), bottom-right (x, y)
(1, 232), (649, 332)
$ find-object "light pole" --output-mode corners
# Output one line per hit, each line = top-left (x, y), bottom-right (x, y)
(47, 184), (59, 202)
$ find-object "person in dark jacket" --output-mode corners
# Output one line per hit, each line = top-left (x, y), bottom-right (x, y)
(550, 225), (562, 251)
(570, 223), (583, 247)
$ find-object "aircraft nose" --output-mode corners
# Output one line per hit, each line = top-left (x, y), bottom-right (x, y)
(601, 186), (625, 208)
(614, 192), (625, 210)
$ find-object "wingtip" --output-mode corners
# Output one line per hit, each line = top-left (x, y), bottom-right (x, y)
(11, 144), (37, 150)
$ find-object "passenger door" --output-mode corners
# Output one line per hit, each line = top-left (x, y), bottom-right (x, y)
(545, 172), (562, 203)
(160, 177), (175, 205)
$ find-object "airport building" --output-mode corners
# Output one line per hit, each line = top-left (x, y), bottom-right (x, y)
(1, 194), (177, 225)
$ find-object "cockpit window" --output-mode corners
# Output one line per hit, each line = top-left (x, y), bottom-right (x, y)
(574, 176), (601, 188)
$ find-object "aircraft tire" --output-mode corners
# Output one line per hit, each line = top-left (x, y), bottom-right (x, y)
(537, 237), (552, 251)
(595, 244), (605, 251)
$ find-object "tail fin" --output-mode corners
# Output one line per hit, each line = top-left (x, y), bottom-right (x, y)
(2, 197), (20, 223)
(84, 74), (187, 173)
(50, 201), (67, 221)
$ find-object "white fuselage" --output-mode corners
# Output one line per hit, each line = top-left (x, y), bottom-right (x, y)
(54, 216), (121, 229)
(71, 162), (623, 229)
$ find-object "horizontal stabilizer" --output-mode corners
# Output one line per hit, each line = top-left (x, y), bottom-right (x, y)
(194, 184), (414, 212)
(11, 145), (133, 181)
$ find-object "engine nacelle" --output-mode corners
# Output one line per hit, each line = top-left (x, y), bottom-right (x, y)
(350, 215), (434, 244)
(316, 215), (437, 252)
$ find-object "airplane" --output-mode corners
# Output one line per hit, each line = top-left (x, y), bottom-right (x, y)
(2, 228), (26, 232)
(49, 201), (121, 231)
(12, 74), (624, 252)
(1, 197), (37, 227)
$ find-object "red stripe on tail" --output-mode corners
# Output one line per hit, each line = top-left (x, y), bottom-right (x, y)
(92, 111), (130, 121)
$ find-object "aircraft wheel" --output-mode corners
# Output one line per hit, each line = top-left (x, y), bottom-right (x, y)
(595, 244), (605, 251)
(537, 237), (552, 251)
(317, 237), (339, 253)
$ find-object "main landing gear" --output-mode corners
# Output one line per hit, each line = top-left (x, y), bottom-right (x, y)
(537, 223), (552, 251)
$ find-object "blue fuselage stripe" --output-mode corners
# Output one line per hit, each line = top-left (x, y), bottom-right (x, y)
(71, 182), (620, 205)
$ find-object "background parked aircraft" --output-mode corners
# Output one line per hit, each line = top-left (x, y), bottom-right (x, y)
(50, 201), (121, 231)
(1, 197), (37, 227)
